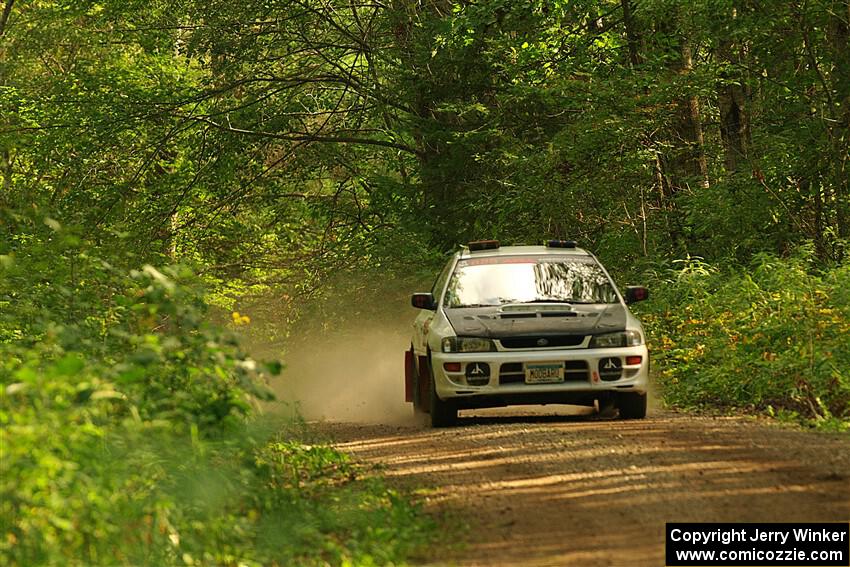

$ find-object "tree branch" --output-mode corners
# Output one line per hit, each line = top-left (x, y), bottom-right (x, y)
(0, 0), (14, 38)
(187, 114), (422, 155)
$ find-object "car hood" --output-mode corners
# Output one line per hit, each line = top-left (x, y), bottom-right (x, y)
(444, 303), (628, 338)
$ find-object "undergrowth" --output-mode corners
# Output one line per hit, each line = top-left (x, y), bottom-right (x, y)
(0, 214), (434, 566)
(641, 247), (850, 431)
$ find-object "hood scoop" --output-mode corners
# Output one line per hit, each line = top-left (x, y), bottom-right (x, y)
(498, 303), (578, 319)
(500, 312), (536, 319)
(499, 311), (577, 318)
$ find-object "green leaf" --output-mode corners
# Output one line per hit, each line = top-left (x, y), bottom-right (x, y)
(55, 355), (85, 376)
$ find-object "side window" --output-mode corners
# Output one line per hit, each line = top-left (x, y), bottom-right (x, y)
(431, 258), (454, 304)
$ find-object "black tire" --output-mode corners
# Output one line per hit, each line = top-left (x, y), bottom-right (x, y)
(617, 392), (647, 419)
(428, 360), (457, 428)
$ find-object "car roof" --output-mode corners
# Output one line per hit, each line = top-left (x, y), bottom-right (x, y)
(457, 244), (592, 260)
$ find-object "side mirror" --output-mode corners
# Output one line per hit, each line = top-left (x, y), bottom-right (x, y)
(411, 292), (437, 310)
(624, 286), (649, 304)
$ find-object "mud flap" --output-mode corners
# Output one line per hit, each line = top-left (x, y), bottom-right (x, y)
(404, 349), (415, 402)
(417, 355), (431, 412)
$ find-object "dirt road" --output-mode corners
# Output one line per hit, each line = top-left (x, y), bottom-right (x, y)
(320, 410), (850, 566)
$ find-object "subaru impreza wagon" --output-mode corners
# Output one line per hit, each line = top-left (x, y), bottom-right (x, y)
(404, 240), (650, 427)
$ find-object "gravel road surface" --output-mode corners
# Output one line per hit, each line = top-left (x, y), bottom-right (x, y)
(319, 409), (850, 566)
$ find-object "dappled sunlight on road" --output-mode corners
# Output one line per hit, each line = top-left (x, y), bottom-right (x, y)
(321, 412), (850, 566)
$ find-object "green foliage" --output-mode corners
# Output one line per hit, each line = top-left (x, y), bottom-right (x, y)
(0, 214), (433, 565)
(642, 249), (850, 430)
(4, 0), (848, 275)
(0, 214), (272, 429)
(1, 411), (433, 566)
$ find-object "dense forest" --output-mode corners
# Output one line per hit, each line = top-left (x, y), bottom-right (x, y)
(2, 0), (849, 564)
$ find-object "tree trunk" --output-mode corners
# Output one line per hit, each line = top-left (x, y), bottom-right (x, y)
(390, 0), (439, 212)
(828, 0), (850, 239)
(717, 39), (750, 174)
(669, 39), (710, 191)
(1, 0), (15, 209)
(620, 0), (642, 67)
(1, 149), (10, 207)
(0, 0), (14, 38)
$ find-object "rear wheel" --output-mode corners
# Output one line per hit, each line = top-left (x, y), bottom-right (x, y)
(429, 361), (457, 428)
(617, 392), (647, 419)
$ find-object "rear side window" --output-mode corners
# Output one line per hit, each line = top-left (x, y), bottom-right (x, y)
(443, 255), (617, 307)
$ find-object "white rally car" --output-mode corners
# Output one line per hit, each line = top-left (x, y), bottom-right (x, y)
(404, 240), (650, 427)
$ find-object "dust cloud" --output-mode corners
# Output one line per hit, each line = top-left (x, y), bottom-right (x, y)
(273, 320), (418, 425)
(272, 322), (658, 424)
(261, 274), (659, 424)
(269, 324), (660, 424)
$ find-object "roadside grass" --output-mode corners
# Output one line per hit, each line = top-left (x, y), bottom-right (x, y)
(1, 406), (436, 567)
(173, 420), (436, 567)
(639, 248), (850, 432)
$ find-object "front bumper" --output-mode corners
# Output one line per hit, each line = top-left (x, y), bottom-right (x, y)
(431, 345), (649, 404)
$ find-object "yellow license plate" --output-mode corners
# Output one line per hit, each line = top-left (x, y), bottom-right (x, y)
(525, 363), (565, 384)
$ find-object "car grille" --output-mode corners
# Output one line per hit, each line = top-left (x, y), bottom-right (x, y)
(498, 335), (586, 349)
(499, 361), (590, 384)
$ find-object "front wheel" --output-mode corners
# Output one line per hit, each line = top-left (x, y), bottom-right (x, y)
(617, 392), (647, 420)
(429, 362), (457, 427)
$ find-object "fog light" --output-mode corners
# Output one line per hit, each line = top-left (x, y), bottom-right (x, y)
(625, 355), (642, 365)
(465, 362), (490, 385)
(599, 357), (623, 381)
(444, 362), (462, 372)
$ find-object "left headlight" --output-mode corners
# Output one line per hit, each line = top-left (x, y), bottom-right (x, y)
(441, 337), (497, 353)
(589, 330), (643, 348)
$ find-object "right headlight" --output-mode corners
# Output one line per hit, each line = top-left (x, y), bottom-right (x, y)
(589, 330), (643, 348)
(441, 337), (497, 353)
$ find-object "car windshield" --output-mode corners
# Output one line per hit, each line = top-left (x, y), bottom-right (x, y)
(443, 256), (618, 307)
